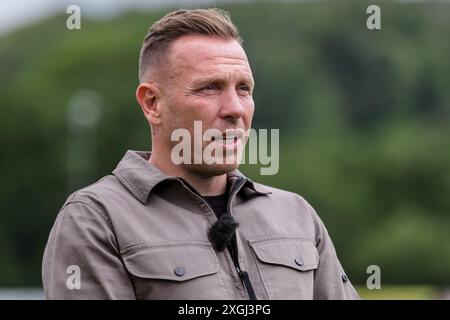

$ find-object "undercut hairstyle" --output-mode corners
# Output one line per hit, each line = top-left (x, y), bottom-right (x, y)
(138, 8), (242, 82)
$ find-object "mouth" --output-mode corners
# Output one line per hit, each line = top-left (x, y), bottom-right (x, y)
(211, 135), (239, 145)
(204, 130), (245, 163)
(210, 128), (246, 146)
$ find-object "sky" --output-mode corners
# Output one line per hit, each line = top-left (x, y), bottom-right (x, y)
(0, 0), (434, 36)
(0, 0), (240, 36)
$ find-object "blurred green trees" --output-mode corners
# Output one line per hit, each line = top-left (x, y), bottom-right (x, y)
(0, 0), (449, 286)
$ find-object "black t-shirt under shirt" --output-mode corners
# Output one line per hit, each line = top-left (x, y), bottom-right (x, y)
(203, 192), (238, 262)
(203, 193), (228, 218)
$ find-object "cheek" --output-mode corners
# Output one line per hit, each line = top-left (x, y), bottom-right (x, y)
(169, 96), (218, 130)
(161, 102), (178, 129)
(187, 98), (219, 121)
(244, 99), (255, 127)
(160, 101), (187, 136)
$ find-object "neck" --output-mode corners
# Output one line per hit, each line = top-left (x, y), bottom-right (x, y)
(149, 150), (227, 196)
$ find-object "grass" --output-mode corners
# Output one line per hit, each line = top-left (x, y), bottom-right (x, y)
(355, 285), (441, 300)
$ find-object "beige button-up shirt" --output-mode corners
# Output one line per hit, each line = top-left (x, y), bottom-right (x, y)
(42, 150), (360, 300)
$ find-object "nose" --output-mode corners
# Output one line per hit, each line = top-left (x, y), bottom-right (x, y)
(219, 87), (245, 120)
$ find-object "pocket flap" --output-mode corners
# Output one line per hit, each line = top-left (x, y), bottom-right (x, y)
(121, 242), (219, 281)
(248, 237), (319, 271)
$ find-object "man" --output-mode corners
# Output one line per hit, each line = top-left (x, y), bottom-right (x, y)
(42, 8), (360, 300)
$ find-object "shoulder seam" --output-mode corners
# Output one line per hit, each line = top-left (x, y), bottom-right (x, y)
(62, 199), (112, 228)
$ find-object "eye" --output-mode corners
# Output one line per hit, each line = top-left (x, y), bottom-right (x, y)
(201, 84), (218, 91)
(238, 84), (252, 95)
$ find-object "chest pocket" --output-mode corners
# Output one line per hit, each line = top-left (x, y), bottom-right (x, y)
(248, 236), (319, 300)
(121, 241), (225, 299)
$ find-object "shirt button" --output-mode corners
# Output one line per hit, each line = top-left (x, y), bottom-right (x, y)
(174, 267), (185, 277)
(294, 257), (304, 266)
(342, 274), (349, 283)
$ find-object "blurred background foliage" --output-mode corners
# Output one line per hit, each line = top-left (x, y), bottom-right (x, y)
(0, 0), (449, 291)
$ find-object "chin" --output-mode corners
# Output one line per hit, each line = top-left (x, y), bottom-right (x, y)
(187, 162), (239, 177)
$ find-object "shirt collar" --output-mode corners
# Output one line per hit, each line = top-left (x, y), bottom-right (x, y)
(112, 150), (270, 204)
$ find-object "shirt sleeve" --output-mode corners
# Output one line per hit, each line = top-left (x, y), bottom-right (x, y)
(304, 200), (361, 300)
(42, 200), (135, 299)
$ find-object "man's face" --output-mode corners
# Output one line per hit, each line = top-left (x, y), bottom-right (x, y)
(157, 34), (255, 176)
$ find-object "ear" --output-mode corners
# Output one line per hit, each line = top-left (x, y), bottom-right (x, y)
(136, 83), (162, 125)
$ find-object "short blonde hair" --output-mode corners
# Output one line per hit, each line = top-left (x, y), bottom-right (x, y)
(138, 8), (242, 82)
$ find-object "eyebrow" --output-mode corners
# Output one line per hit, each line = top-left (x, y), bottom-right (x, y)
(192, 74), (254, 88)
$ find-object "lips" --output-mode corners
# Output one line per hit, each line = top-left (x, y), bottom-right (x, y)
(211, 135), (238, 144)
(210, 129), (245, 144)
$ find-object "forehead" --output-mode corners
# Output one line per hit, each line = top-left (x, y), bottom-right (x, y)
(166, 34), (252, 78)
